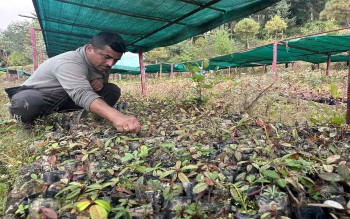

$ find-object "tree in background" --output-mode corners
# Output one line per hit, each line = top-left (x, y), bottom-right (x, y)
(255, 0), (294, 28)
(233, 18), (260, 49)
(287, 0), (328, 25)
(300, 20), (339, 35)
(144, 47), (168, 64)
(0, 21), (31, 53)
(320, 0), (350, 26)
(8, 51), (31, 66)
(213, 28), (233, 56)
(264, 15), (287, 39)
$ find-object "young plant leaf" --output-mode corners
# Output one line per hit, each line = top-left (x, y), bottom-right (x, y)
(89, 204), (108, 219)
(76, 200), (91, 211)
(262, 170), (279, 179)
(159, 170), (175, 179)
(193, 182), (208, 194)
(121, 153), (134, 162)
(277, 179), (287, 188)
(181, 165), (198, 171)
(178, 172), (190, 183)
(95, 200), (111, 212)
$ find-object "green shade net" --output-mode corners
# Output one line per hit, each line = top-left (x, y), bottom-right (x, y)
(209, 34), (350, 68)
(143, 34), (350, 74)
(0, 67), (31, 76)
(32, 0), (281, 57)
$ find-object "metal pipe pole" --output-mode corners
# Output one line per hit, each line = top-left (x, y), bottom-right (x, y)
(159, 63), (162, 79)
(30, 27), (38, 71)
(347, 46), (350, 124)
(138, 47), (146, 97)
(272, 41), (278, 81)
(170, 63), (174, 79)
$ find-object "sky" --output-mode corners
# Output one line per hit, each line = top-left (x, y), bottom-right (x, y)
(0, 0), (35, 30)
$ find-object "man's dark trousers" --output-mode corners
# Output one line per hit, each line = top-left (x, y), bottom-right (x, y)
(8, 83), (121, 123)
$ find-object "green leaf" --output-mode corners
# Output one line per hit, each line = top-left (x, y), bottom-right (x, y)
(175, 161), (182, 170)
(159, 170), (175, 179)
(66, 189), (81, 199)
(104, 138), (113, 147)
(82, 154), (89, 162)
(261, 170), (279, 179)
(178, 172), (190, 183)
(246, 174), (256, 183)
(89, 204), (108, 219)
(181, 165), (198, 171)
(160, 143), (175, 148)
(139, 145), (148, 158)
(202, 84), (213, 89)
(55, 185), (80, 197)
(31, 174), (38, 180)
(337, 164), (350, 181)
(330, 82), (340, 98)
(76, 200), (91, 212)
(229, 187), (240, 202)
(94, 200), (111, 212)
(277, 179), (287, 188)
(193, 182), (208, 194)
(45, 125), (53, 131)
(121, 153), (134, 162)
(89, 148), (99, 154)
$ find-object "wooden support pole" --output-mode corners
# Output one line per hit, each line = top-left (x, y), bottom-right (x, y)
(138, 47), (146, 97)
(326, 53), (331, 76)
(347, 46), (350, 124)
(159, 63), (162, 79)
(228, 66), (231, 76)
(170, 63), (174, 79)
(272, 41), (278, 81)
(30, 27), (38, 71)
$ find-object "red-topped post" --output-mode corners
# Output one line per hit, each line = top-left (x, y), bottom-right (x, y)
(347, 46), (350, 124)
(272, 41), (278, 81)
(170, 63), (174, 79)
(30, 27), (38, 71)
(138, 47), (146, 97)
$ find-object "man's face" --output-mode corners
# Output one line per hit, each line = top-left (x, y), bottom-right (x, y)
(86, 44), (123, 73)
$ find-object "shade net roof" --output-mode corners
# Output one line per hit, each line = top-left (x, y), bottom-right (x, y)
(32, 0), (281, 57)
(143, 34), (350, 74)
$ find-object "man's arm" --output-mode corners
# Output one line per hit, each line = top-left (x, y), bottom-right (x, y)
(89, 98), (141, 133)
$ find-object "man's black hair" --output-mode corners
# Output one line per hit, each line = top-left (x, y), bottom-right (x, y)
(89, 32), (127, 53)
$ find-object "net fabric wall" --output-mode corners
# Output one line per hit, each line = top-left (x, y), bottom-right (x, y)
(140, 34), (350, 74)
(32, 0), (281, 57)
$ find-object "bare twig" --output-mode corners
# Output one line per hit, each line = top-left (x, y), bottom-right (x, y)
(245, 82), (275, 111)
(285, 186), (299, 206)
